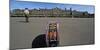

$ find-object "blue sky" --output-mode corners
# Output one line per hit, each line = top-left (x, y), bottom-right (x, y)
(10, 0), (95, 14)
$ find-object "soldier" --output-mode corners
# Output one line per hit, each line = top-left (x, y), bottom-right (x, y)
(24, 8), (29, 22)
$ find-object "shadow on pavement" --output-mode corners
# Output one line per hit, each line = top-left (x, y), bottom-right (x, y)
(17, 21), (29, 23)
(32, 34), (47, 48)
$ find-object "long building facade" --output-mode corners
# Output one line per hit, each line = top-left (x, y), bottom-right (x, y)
(10, 7), (94, 18)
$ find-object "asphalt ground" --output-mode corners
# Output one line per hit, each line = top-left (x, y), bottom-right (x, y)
(10, 17), (94, 49)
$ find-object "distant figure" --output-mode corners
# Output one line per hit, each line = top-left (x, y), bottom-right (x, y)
(24, 8), (29, 22)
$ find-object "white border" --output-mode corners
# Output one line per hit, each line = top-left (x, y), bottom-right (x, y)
(0, 0), (100, 50)
(0, 0), (9, 50)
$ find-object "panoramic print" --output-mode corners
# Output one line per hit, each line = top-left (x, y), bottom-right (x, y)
(10, 0), (95, 50)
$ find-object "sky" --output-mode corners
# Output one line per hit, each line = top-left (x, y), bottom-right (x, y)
(10, 0), (95, 14)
